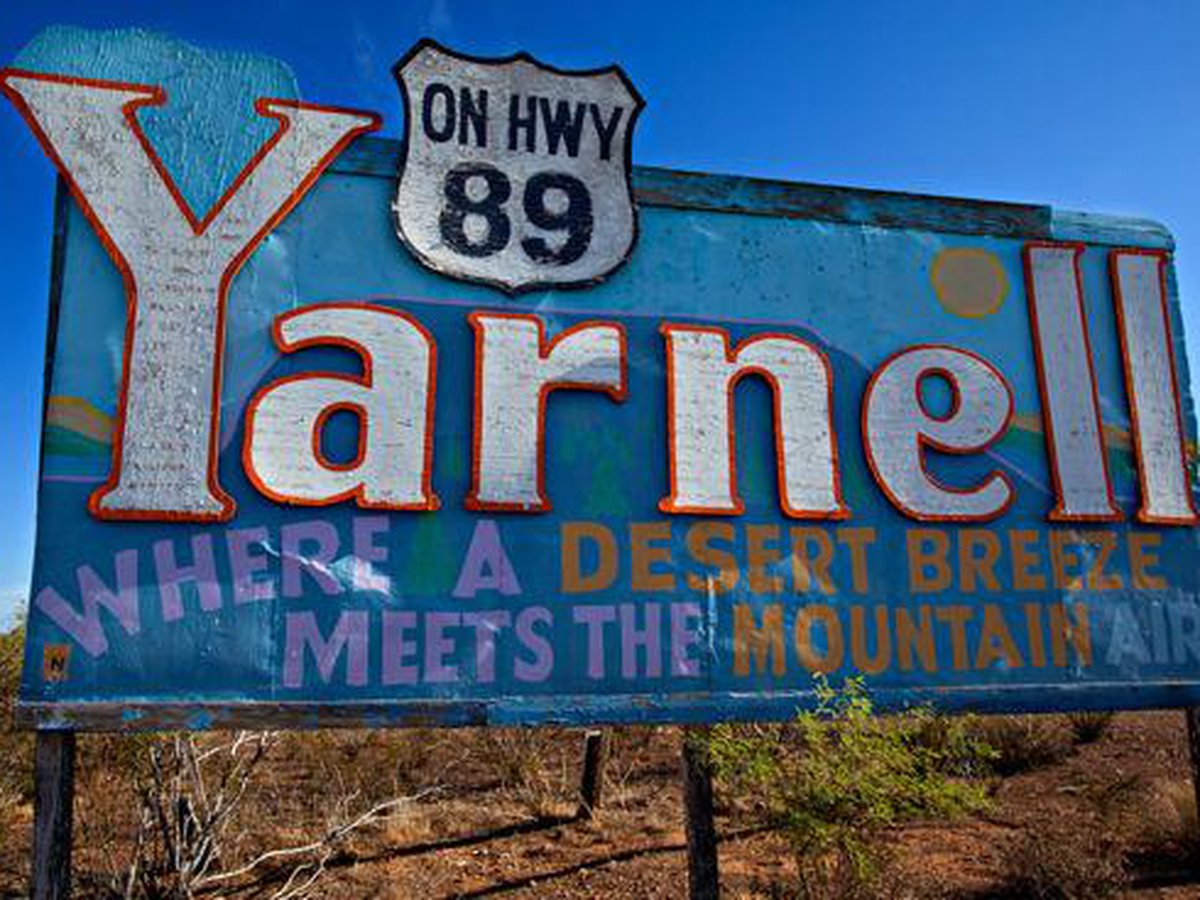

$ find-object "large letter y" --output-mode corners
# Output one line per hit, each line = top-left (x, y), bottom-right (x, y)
(2, 70), (380, 520)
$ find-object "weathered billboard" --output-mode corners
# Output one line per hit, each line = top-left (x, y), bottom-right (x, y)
(7, 30), (1200, 729)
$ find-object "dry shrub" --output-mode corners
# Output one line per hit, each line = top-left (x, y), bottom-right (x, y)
(972, 715), (1072, 776)
(73, 735), (153, 893)
(269, 729), (419, 817)
(71, 733), (275, 896)
(601, 726), (674, 811)
(388, 728), (457, 792)
(993, 826), (1127, 899)
(0, 625), (31, 780)
(1077, 773), (1147, 835)
(0, 624), (32, 886)
(1132, 778), (1200, 860)
(381, 804), (435, 847)
(477, 727), (575, 818)
(1067, 711), (1116, 745)
(1163, 778), (1200, 847)
(69, 729), (431, 898)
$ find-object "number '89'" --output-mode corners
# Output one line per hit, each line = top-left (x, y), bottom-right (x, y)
(438, 163), (594, 265)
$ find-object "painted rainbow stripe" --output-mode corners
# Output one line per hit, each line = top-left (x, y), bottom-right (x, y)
(45, 396), (112, 456)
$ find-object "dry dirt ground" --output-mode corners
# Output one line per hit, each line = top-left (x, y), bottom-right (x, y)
(5, 714), (1200, 898)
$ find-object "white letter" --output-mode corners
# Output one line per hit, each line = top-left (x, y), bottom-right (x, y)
(864, 345), (1013, 521)
(467, 313), (625, 511)
(244, 303), (438, 509)
(1111, 249), (1198, 523)
(659, 325), (846, 518)
(1023, 242), (1121, 521)
(0, 70), (380, 520)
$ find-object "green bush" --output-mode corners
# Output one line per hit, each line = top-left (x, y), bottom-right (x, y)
(710, 676), (994, 899)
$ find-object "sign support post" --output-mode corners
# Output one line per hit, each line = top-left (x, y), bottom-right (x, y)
(682, 727), (719, 900)
(576, 729), (608, 819)
(1185, 709), (1200, 820)
(31, 730), (75, 900)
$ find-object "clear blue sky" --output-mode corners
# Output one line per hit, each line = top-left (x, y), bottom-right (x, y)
(2, 0), (1199, 625)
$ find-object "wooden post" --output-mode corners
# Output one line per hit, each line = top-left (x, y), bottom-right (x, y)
(1185, 708), (1200, 828)
(682, 726), (719, 900)
(576, 729), (607, 819)
(31, 731), (76, 900)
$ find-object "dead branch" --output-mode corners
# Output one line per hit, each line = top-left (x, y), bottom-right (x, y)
(195, 788), (436, 889)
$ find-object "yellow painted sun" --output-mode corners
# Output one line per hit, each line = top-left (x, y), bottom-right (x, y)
(931, 247), (1009, 318)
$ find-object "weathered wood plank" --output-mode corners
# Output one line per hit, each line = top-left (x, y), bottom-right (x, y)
(682, 727), (719, 900)
(1185, 708), (1200, 825)
(31, 731), (75, 900)
(326, 135), (1171, 247)
(19, 683), (1200, 732)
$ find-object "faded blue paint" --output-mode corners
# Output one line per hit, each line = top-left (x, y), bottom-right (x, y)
(12, 30), (1200, 730)
(16, 26), (298, 217)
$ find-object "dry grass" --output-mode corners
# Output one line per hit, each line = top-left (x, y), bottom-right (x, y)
(0, 626), (32, 883)
(1132, 777), (1200, 860)
(476, 727), (577, 818)
(1067, 711), (1116, 746)
(1163, 778), (1200, 843)
(991, 826), (1128, 899)
(970, 715), (1073, 776)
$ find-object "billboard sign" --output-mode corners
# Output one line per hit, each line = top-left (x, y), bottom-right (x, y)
(6, 31), (1200, 730)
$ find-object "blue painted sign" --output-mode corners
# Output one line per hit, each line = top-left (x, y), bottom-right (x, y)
(7, 29), (1200, 730)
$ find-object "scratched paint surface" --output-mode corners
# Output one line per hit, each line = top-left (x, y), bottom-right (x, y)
(14, 29), (1200, 729)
